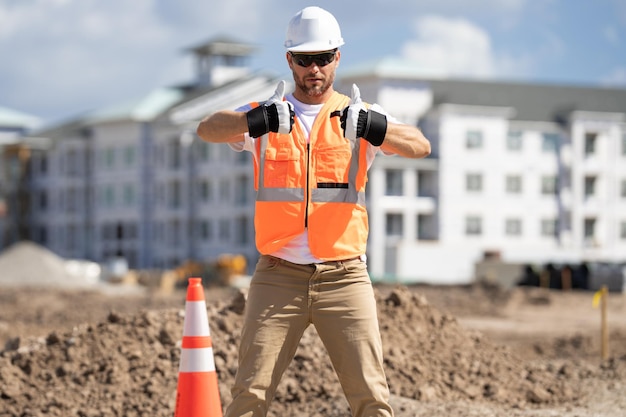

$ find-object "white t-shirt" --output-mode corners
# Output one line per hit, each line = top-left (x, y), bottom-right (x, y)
(230, 93), (398, 264)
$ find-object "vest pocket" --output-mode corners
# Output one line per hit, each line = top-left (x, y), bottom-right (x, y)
(315, 146), (352, 184)
(263, 147), (301, 188)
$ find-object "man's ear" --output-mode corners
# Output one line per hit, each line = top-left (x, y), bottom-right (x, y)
(286, 52), (294, 70)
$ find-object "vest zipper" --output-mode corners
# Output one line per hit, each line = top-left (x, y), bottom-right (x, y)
(305, 142), (310, 228)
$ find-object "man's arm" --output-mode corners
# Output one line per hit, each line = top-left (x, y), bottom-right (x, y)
(196, 110), (247, 144)
(197, 81), (295, 144)
(340, 84), (431, 159)
(380, 123), (431, 159)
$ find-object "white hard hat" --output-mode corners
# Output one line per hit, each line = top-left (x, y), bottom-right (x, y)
(284, 7), (344, 52)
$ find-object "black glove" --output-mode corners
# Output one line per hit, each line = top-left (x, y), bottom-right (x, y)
(339, 84), (387, 146)
(340, 107), (387, 146)
(246, 81), (295, 138)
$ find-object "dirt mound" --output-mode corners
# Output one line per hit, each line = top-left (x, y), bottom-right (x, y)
(0, 286), (623, 416)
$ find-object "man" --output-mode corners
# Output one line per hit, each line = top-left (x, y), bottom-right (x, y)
(196, 6), (430, 417)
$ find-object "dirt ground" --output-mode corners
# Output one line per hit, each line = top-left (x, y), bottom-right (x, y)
(1, 278), (626, 417)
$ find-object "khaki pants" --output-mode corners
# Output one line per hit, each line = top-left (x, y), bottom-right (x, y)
(225, 255), (393, 417)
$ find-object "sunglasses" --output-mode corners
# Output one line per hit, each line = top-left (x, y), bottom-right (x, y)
(290, 50), (337, 68)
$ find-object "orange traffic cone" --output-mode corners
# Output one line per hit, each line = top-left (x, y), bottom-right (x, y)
(174, 277), (223, 417)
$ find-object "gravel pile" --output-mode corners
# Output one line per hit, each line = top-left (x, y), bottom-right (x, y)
(0, 241), (98, 288)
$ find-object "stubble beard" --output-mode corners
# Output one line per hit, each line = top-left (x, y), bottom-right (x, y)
(294, 70), (335, 98)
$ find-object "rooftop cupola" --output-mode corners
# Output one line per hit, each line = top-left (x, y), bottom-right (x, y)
(188, 36), (256, 88)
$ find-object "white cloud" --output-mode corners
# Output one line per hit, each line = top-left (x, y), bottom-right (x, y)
(0, 0), (622, 124)
(0, 0), (291, 123)
(400, 15), (530, 79)
(0, 0), (188, 121)
(367, 0), (527, 15)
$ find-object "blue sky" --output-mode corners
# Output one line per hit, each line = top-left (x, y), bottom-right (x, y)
(1, 0), (625, 126)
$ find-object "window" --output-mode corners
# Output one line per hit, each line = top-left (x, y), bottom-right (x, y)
(542, 133), (559, 153)
(219, 219), (231, 240)
(541, 176), (558, 195)
(66, 149), (78, 176)
(123, 184), (136, 206)
(584, 218), (596, 239)
(40, 155), (48, 174)
(170, 220), (182, 246)
(67, 188), (78, 213)
(126, 223), (137, 240)
(37, 226), (48, 245)
(417, 214), (436, 240)
(169, 181), (182, 209)
(466, 173), (483, 192)
(584, 133), (597, 156)
(219, 179), (231, 203)
(235, 216), (249, 245)
(101, 223), (111, 240)
(169, 139), (182, 170)
(541, 218), (558, 237)
(466, 130), (483, 149)
(103, 148), (115, 169)
(622, 133), (626, 156)
(116, 223), (124, 240)
(38, 190), (48, 211)
(67, 225), (77, 252)
(103, 185), (115, 207)
(507, 131), (522, 151)
(124, 146), (136, 167)
(156, 184), (165, 206)
(199, 181), (213, 203)
(154, 222), (164, 242)
(584, 176), (596, 198)
(621, 179), (626, 198)
(417, 170), (436, 198)
(385, 213), (403, 237)
(199, 142), (211, 162)
(506, 175), (522, 194)
(505, 219), (522, 236)
(385, 169), (403, 196)
(465, 216), (482, 235)
(200, 220), (213, 241)
(621, 221), (626, 239)
(235, 176), (249, 206)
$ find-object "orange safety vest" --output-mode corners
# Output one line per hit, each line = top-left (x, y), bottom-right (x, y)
(251, 91), (370, 261)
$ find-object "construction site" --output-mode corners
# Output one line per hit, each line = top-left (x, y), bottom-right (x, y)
(1, 241), (625, 416)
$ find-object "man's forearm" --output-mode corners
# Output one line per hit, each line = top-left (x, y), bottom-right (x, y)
(196, 110), (248, 143)
(380, 123), (431, 159)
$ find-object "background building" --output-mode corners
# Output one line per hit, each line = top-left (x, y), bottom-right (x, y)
(10, 39), (626, 284)
(0, 107), (43, 247)
(25, 38), (265, 271)
(336, 64), (626, 283)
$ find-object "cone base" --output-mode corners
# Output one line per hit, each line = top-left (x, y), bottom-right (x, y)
(174, 371), (223, 417)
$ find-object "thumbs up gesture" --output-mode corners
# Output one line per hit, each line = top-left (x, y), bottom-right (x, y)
(340, 84), (387, 146)
(246, 80), (295, 138)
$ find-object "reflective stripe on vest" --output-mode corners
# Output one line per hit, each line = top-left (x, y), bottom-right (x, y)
(256, 141), (365, 205)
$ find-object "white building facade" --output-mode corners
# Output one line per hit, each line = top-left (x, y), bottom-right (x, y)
(337, 64), (626, 283)
(19, 41), (626, 283)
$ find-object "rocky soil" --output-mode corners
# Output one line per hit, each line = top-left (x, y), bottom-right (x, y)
(1, 284), (625, 417)
(1, 243), (625, 416)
